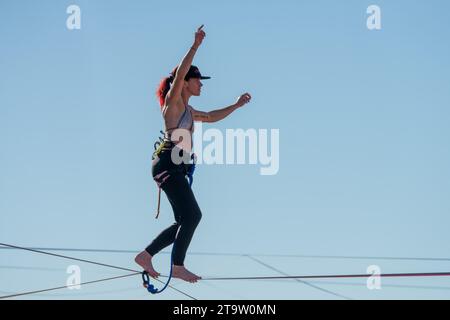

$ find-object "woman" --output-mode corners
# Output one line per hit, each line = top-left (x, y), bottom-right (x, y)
(135, 25), (252, 283)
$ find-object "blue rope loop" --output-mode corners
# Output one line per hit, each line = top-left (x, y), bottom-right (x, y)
(141, 271), (158, 294)
(142, 266), (174, 295)
(141, 242), (176, 295)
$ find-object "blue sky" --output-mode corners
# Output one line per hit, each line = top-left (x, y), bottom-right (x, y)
(1, 0), (450, 299)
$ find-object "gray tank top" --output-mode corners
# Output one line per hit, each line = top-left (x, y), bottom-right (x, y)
(165, 105), (194, 140)
(176, 105), (194, 131)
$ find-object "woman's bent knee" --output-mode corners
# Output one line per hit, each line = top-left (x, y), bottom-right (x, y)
(194, 211), (202, 225)
(183, 209), (202, 226)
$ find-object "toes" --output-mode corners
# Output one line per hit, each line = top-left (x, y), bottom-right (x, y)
(147, 271), (160, 278)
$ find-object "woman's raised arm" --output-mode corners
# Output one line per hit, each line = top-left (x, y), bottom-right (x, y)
(166, 25), (205, 104)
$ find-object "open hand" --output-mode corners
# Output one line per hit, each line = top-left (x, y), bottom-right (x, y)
(235, 93), (252, 108)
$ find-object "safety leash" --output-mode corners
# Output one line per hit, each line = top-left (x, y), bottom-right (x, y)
(142, 241), (177, 295)
(186, 153), (197, 187)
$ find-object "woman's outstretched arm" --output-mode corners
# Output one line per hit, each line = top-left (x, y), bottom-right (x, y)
(166, 25), (205, 105)
(191, 93), (252, 123)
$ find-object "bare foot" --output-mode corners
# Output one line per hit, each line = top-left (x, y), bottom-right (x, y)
(135, 251), (160, 278)
(172, 265), (202, 283)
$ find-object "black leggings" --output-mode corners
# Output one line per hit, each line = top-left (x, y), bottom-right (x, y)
(146, 148), (202, 266)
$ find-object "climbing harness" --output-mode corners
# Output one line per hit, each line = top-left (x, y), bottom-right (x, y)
(152, 131), (197, 219)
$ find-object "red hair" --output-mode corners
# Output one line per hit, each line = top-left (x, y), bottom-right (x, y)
(156, 67), (179, 109)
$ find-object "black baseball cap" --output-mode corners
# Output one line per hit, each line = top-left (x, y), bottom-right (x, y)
(186, 65), (211, 80)
(171, 65), (211, 81)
